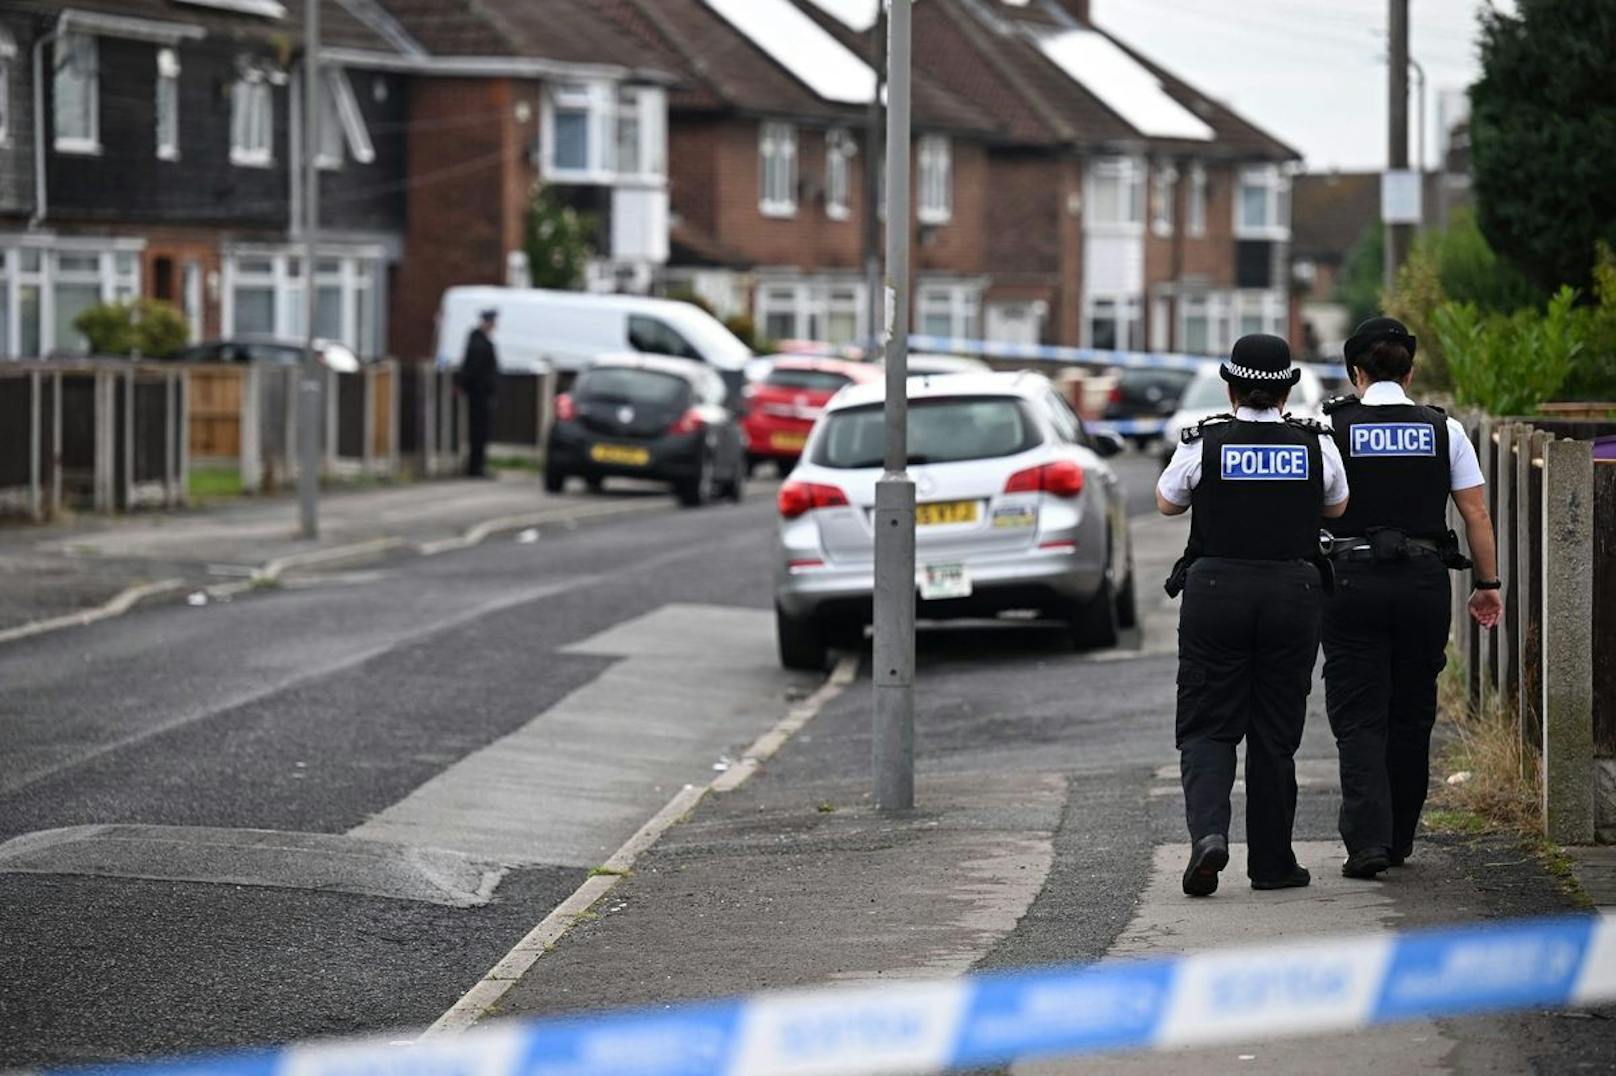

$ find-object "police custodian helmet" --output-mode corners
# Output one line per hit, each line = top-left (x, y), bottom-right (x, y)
(1219, 333), (1301, 387)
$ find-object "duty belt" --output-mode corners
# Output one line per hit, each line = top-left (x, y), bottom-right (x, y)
(1329, 536), (1443, 561)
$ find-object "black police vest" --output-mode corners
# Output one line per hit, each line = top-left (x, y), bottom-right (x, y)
(1189, 419), (1326, 560)
(1325, 398), (1450, 539)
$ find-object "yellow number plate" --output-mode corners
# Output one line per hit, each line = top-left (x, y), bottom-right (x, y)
(590, 443), (650, 466)
(769, 431), (808, 451)
(915, 500), (979, 526)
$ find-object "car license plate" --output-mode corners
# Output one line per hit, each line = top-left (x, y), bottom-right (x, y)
(590, 443), (650, 466)
(919, 563), (972, 600)
(769, 431), (808, 452)
(915, 500), (978, 526)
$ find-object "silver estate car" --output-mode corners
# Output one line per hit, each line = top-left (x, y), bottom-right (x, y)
(774, 371), (1136, 670)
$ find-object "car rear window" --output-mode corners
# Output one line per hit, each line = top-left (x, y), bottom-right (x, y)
(765, 368), (854, 393)
(576, 367), (691, 408)
(812, 396), (1041, 469)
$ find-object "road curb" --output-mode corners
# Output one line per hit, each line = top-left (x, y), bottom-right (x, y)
(0, 577), (187, 646)
(420, 652), (862, 1039)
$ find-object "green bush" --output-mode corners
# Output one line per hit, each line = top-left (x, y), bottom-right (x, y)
(72, 299), (190, 358)
(522, 183), (595, 291)
(1560, 243), (1616, 400)
(1434, 286), (1584, 415)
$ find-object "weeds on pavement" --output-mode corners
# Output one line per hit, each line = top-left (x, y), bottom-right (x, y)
(1429, 648), (1541, 836)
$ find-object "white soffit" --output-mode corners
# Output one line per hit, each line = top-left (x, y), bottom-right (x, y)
(1037, 29), (1214, 141)
(701, 0), (876, 105)
(803, 0), (880, 33)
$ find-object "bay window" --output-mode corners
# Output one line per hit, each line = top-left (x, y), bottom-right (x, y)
(917, 134), (952, 225)
(1085, 294), (1143, 351)
(54, 33), (99, 153)
(1235, 164), (1291, 239)
(0, 243), (142, 358)
(755, 279), (866, 346)
(224, 249), (382, 356)
(759, 121), (798, 217)
(546, 82), (664, 183)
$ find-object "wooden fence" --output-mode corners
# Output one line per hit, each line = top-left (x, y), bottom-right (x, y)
(1453, 413), (1616, 843)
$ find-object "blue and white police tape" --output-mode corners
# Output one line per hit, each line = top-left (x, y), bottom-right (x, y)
(906, 334), (1350, 381)
(67, 914), (1615, 1076)
(1086, 417), (1168, 438)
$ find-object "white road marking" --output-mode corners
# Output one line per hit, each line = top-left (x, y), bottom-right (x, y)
(420, 651), (860, 1038)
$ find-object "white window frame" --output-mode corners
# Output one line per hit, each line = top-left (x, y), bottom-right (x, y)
(542, 81), (664, 185)
(230, 69), (275, 167)
(917, 134), (952, 226)
(1235, 163), (1291, 240)
(754, 278), (867, 346)
(825, 127), (854, 222)
(1150, 161), (1177, 238)
(544, 81), (604, 180)
(1084, 293), (1144, 351)
(759, 121), (798, 218)
(53, 33), (100, 155)
(0, 239), (145, 358)
(1085, 156), (1145, 232)
(156, 48), (180, 161)
(1186, 162), (1207, 238)
(914, 281), (981, 341)
(0, 28), (15, 149)
(221, 247), (382, 355)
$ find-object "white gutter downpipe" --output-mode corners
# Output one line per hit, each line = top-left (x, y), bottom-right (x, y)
(29, 22), (62, 230)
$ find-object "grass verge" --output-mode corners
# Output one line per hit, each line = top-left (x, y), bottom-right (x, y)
(187, 465), (244, 501)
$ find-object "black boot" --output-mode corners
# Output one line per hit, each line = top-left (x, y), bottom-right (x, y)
(1182, 834), (1229, 897)
(1342, 846), (1392, 879)
(1251, 863), (1311, 890)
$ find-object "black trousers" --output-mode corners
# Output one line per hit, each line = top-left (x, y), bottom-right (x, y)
(1177, 558), (1323, 881)
(1322, 556), (1451, 854)
(466, 390), (494, 477)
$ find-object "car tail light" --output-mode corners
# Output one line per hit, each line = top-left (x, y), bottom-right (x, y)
(670, 408), (704, 435)
(778, 480), (849, 518)
(1003, 460), (1085, 498)
(554, 393), (576, 421)
(1108, 384), (1123, 405)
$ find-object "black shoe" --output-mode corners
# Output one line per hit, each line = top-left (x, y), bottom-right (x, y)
(1342, 847), (1392, 879)
(1182, 835), (1229, 897)
(1388, 844), (1412, 867)
(1251, 864), (1311, 890)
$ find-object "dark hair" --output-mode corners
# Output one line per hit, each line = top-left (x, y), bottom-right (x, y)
(1231, 383), (1287, 411)
(1357, 340), (1413, 382)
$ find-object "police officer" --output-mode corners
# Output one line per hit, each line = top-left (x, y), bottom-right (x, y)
(459, 308), (500, 478)
(1157, 334), (1349, 897)
(1321, 317), (1502, 879)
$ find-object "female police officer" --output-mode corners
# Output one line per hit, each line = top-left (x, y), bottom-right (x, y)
(1157, 334), (1349, 897)
(1321, 317), (1502, 879)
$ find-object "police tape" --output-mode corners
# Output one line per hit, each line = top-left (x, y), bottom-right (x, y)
(65, 914), (1615, 1076)
(906, 334), (1351, 380)
(1087, 417), (1167, 437)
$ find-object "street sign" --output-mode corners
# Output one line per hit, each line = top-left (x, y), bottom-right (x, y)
(1381, 169), (1423, 225)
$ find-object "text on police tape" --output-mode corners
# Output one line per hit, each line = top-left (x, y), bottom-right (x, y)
(1350, 422), (1436, 458)
(1220, 444), (1310, 481)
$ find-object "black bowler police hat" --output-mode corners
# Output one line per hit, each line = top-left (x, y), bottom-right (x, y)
(479, 307), (499, 321)
(1220, 333), (1301, 387)
(1344, 316), (1416, 369)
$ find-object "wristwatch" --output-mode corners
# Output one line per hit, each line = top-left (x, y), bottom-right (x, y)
(1473, 578), (1502, 591)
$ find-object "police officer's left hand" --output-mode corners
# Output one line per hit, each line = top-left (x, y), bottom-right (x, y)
(1468, 588), (1503, 629)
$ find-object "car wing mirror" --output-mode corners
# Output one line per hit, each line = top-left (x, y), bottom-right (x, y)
(1093, 430), (1127, 458)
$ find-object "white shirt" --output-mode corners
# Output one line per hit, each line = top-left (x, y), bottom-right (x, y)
(1156, 406), (1350, 508)
(1322, 381), (1484, 491)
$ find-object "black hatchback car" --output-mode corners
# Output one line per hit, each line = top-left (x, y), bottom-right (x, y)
(545, 355), (747, 507)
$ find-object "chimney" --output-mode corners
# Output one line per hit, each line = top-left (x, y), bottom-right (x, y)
(1054, 0), (1091, 23)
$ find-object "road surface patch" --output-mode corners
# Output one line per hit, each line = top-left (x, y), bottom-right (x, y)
(0, 824), (504, 908)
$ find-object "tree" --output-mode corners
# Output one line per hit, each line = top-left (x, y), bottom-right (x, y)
(1470, 0), (1616, 294)
(522, 184), (595, 290)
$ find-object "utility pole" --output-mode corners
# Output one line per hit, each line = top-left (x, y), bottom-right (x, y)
(1384, 0), (1412, 292)
(862, 6), (886, 361)
(873, 0), (915, 813)
(1409, 54), (1426, 223)
(297, 0), (322, 539)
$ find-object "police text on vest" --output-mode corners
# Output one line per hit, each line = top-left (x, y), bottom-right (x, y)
(1221, 444), (1310, 480)
(1350, 422), (1436, 457)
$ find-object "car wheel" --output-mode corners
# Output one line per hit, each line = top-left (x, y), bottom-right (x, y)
(1069, 576), (1120, 651)
(585, 476), (605, 494)
(543, 467), (566, 494)
(676, 451), (714, 508)
(776, 602), (828, 671)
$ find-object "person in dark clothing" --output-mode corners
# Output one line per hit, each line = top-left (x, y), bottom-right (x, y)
(1156, 334), (1350, 897)
(460, 308), (500, 478)
(1321, 317), (1502, 879)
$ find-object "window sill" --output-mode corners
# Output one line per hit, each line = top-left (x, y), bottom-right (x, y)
(1235, 227), (1290, 242)
(230, 152), (274, 168)
(54, 139), (101, 156)
(759, 203), (797, 219)
(917, 211), (952, 227)
(157, 149), (180, 162)
(826, 206), (851, 222)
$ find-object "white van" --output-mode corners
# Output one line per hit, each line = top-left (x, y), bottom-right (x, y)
(435, 286), (753, 377)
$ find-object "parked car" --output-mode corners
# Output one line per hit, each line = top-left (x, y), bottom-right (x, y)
(773, 371), (1134, 670)
(436, 287), (753, 386)
(742, 357), (880, 475)
(1102, 365), (1196, 446)
(1160, 363), (1327, 463)
(545, 353), (746, 507)
(172, 337), (360, 373)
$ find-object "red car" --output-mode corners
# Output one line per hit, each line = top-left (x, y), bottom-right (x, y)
(742, 357), (880, 474)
